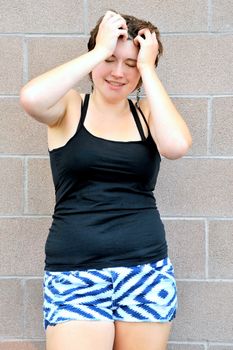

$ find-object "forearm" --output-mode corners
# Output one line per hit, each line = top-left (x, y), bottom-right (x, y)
(141, 66), (192, 157)
(20, 48), (106, 110)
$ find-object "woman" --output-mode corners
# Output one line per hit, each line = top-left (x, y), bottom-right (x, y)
(20, 10), (192, 350)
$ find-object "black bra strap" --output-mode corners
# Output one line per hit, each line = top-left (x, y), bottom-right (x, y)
(128, 99), (148, 141)
(135, 103), (150, 131)
(77, 94), (90, 133)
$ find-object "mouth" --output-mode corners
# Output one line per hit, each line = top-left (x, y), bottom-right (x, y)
(105, 80), (126, 88)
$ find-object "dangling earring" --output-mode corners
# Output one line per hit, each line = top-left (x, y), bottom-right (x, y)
(89, 75), (94, 93)
(136, 87), (141, 107)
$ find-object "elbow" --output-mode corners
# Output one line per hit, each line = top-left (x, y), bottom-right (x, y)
(19, 86), (36, 113)
(19, 86), (43, 121)
(160, 136), (192, 160)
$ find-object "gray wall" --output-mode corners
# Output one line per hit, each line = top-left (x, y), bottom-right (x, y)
(0, 0), (233, 349)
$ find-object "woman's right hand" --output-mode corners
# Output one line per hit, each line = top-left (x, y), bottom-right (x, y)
(94, 11), (128, 58)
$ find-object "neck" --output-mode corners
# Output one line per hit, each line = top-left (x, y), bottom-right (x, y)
(91, 89), (129, 117)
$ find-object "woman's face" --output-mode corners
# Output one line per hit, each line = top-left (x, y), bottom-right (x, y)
(92, 38), (141, 101)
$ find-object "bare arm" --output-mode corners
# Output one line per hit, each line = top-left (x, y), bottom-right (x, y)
(19, 48), (107, 126)
(19, 11), (128, 127)
(135, 29), (192, 160)
(141, 67), (192, 159)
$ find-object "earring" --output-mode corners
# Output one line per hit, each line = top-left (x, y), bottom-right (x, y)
(136, 87), (141, 107)
(89, 75), (94, 93)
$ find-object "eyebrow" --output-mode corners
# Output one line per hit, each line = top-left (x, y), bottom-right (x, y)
(111, 55), (137, 62)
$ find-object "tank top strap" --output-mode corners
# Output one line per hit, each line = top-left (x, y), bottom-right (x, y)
(128, 99), (148, 142)
(77, 94), (90, 132)
(135, 103), (150, 131)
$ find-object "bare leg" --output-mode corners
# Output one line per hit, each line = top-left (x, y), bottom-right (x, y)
(113, 321), (172, 350)
(46, 320), (115, 350)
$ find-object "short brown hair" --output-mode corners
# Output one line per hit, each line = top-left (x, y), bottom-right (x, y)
(87, 12), (163, 89)
(88, 12), (163, 68)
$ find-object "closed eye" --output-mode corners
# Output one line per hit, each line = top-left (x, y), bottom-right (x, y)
(126, 63), (137, 68)
(105, 58), (115, 63)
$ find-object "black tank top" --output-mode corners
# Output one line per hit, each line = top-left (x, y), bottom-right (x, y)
(45, 94), (167, 271)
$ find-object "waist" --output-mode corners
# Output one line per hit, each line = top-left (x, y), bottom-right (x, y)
(54, 190), (157, 215)
(45, 207), (167, 271)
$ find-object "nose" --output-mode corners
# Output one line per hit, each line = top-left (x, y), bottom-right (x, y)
(111, 62), (124, 78)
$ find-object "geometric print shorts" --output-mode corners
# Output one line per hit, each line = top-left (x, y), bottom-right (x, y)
(43, 257), (178, 330)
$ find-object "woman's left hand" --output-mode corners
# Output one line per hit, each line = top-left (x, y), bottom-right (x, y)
(134, 28), (159, 72)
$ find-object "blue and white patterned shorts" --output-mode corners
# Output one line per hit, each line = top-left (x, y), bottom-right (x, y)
(43, 257), (177, 330)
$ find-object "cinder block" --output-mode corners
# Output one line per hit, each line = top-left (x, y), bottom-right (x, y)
(27, 37), (91, 93)
(0, 342), (45, 350)
(171, 281), (233, 342)
(209, 220), (233, 279)
(211, 97), (233, 155)
(0, 280), (24, 337)
(24, 279), (44, 339)
(164, 220), (206, 279)
(158, 35), (233, 95)
(211, 0), (233, 32)
(0, 37), (23, 94)
(0, 158), (23, 214)
(0, 0), (84, 33)
(27, 158), (54, 215)
(87, 0), (208, 33)
(0, 218), (51, 276)
(156, 158), (233, 217)
(0, 98), (47, 155)
(171, 98), (208, 156)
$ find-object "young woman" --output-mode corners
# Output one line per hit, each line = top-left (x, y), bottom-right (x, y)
(20, 10), (192, 350)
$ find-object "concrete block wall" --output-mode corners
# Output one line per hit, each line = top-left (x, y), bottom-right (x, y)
(0, 0), (232, 349)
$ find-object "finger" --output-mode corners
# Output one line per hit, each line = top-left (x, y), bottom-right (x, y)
(102, 10), (117, 24)
(134, 35), (144, 47)
(138, 28), (152, 39)
(152, 31), (158, 41)
(109, 15), (127, 30)
(105, 10), (118, 18)
(118, 29), (128, 41)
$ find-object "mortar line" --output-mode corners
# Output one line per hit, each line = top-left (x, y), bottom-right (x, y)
(1, 31), (233, 37)
(83, 0), (88, 35)
(1, 276), (232, 282)
(2, 215), (233, 220)
(1, 93), (233, 98)
(205, 219), (209, 279)
(0, 337), (45, 342)
(0, 215), (51, 218)
(207, 97), (213, 155)
(21, 278), (26, 339)
(22, 36), (28, 84)
(23, 157), (28, 214)
(2, 154), (233, 159)
(169, 340), (211, 345)
(208, 0), (213, 32)
(0, 155), (49, 159)
(209, 342), (233, 346)
(0, 95), (21, 98)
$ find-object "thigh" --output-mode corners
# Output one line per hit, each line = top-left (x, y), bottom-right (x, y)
(43, 269), (113, 330)
(113, 321), (172, 350)
(46, 320), (115, 350)
(112, 257), (177, 323)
